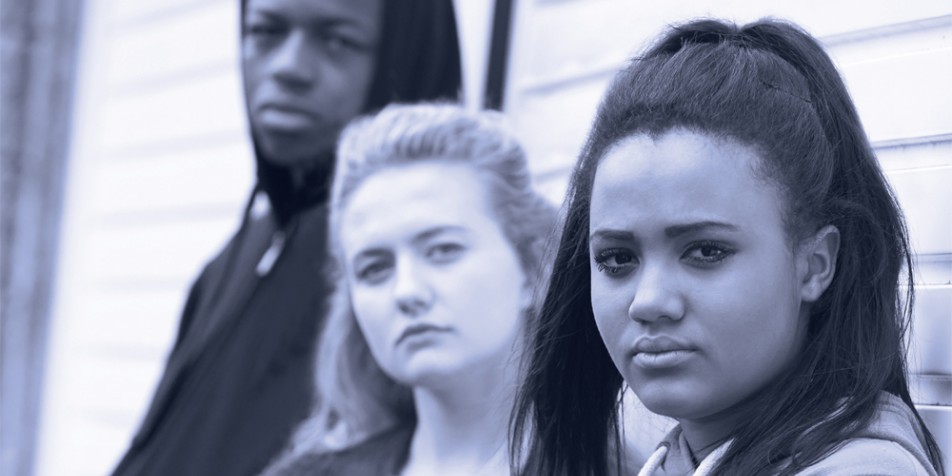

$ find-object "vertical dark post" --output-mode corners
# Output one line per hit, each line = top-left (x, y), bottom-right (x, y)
(484, 0), (514, 110)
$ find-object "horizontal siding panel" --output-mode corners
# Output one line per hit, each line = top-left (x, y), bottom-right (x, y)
(100, 72), (246, 152)
(514, 79), (607, 173)
(37, 355), (158, 441)
(876, 139), (952, 171)
(38, 410), (138, 476)
(826, 16), (951, 65)
(514, 1), (642, 90)
(70, 288), (185, 358)
(77, 354), (171, 424)
(106, 0), (226, 27)
(106, 0), (237, 90)
(737, 2), (952, 38)
(38, 338), (175, 475)
(909, 285), (952, 375)
(842, 48), (952, 142)
(51, 347), (169, 417)
(516, 82), (603, 203)
(886, 166), (952, 255)
(515, 1), (952, 89)
(85, 215), (239, 285)
(917, 253), (952, 286)
(90, 142), (253, 218)
(915, 405), (952, 470)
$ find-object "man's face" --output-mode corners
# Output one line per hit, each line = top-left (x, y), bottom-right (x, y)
(242, 0), (381, 168)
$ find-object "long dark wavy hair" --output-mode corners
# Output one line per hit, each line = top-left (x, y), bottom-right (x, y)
(510, 18), (945, 476)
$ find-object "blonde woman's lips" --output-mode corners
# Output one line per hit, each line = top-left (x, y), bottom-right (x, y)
(396, 322), (450, 345)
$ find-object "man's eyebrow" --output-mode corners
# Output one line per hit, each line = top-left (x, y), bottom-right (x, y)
(245, 8), (280, 20)
(246, 9), (371, 31)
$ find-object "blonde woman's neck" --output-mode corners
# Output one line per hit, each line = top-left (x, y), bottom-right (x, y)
(400, 361), (518, 476)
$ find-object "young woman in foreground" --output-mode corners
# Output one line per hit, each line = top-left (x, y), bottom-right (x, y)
(511, 18), (945, 476)
(263, 103), (557, 475)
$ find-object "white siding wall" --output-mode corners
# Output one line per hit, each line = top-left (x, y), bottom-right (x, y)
(36, 1), (253, 475)
(507, 0), (951, 469)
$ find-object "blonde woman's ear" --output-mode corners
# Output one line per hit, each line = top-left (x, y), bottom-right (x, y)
(798, 225), (840, 303)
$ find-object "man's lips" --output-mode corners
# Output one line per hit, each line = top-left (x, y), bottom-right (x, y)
(256, 102), (320, 131)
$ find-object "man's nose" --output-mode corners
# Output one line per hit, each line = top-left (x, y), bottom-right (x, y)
(270, 30), (317, 89)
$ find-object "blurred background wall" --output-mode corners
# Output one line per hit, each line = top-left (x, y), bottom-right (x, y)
(1, 1), (948, 475)
(1, 0), (83, 475)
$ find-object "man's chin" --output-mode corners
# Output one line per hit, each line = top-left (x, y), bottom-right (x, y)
(255, 133), (334, 169)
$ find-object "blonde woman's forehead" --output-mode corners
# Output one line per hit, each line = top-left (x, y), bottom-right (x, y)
(339, 162), (500, 247)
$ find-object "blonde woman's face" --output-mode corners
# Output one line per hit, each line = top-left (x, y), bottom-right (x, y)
(340, 161), (529, 389)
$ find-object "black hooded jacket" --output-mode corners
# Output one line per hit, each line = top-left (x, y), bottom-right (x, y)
(111, 2), (460, 475)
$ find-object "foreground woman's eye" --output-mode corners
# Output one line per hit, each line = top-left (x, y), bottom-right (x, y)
(683, 241), (735, 266)
(593, 248), (637, 276)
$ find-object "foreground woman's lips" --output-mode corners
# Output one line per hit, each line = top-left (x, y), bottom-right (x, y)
(632, 336), (696, 369)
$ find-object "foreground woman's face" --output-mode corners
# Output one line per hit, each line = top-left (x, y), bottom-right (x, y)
(341, 161), (528, 389)
(588, 129), (808, 429)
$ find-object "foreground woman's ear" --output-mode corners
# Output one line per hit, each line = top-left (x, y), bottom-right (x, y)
(798, 224), (840, 303)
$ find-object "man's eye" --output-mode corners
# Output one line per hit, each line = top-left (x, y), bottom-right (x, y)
(319, 31), (362, 54)
(247, 23), (284, 37)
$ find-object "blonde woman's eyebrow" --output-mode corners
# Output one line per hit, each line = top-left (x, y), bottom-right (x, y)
(413, 226), (468, 245)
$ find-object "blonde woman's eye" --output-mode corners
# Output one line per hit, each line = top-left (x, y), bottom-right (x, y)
(355, 259), (393, 284)
(427, 243), (464, 262)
